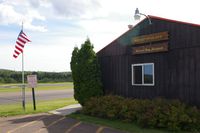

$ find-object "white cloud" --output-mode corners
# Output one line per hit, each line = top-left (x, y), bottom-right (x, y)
(50, 0), (101, 19)
(27, 10), (45, 21)
(0, 4), (23, 24)
(0, 2), (47, 32)
(28, 0), (40, 8)
(24, 10), (47, 32)
(24, 23), (47, 32)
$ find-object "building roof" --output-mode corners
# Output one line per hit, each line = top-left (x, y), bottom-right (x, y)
(97, 15), (200, 54)
(149, 15), (200, 27)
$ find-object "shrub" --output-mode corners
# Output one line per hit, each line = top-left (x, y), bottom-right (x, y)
(82, 95), (124, 119)
(70, 39), (103, 105)
(82, 96), (200, 132)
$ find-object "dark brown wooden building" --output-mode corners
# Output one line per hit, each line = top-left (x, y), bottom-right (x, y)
(97, 16), (200, 107)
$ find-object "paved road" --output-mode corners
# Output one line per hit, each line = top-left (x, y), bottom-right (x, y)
(0, 83), (72, 89)
(0, 113), (127, 133)
(0, 89), (73, 104)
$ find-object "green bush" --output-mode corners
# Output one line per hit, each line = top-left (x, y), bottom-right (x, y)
(82, 96), (123, 119)
(82, 96), (200, 132)
(70, 39), (103, 105)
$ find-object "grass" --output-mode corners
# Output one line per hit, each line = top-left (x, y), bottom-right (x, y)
(0, 82), (73, 93)
(69, 113), (190, 133)
(0, 98), (77, 117)
(40, 82), (73, 84)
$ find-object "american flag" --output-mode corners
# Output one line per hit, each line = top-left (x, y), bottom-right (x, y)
(13, 30), (31, 58)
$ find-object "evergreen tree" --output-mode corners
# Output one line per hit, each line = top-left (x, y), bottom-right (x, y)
(70, 39), (103, 105)
(70, 46), (80, 101)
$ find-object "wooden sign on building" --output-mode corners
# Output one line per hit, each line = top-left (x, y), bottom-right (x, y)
(132, 31), (169, 55)
(133, 31), (169, 45)
(133, 42), (168, 55)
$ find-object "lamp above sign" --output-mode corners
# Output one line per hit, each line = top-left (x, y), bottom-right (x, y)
(133, 31), (169, 45)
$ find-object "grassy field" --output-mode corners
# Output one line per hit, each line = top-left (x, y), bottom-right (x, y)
(69, 113), (189, 133)
(0, 82), (73, 93)
(0, 98), (77, 117)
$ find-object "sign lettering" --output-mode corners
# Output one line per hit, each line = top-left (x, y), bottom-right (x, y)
(133, 42), (168, 55)
(133, 31), (169, 45)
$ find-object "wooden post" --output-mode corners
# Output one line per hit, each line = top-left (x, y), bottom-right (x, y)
(32, 88), (36, 110)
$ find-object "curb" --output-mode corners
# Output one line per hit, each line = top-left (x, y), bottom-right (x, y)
(49, 104), (82, 116)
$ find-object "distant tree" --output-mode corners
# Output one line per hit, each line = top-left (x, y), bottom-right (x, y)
(0, 69), (72, 83)
(70, 39), (103, 105)
(0, 77), (4, 83)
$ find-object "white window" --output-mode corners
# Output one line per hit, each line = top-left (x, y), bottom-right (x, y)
(132, 63), (154, 86)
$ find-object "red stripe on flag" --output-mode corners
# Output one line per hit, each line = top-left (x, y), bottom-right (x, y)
(14, 50), (20, 55)
(17, 37), (26, 44)
(13, 54), (17, 58)
(18, 36), (27, 43)
(20, 34), (31, 42)
(15, 45), (23, 53)
(12, 30), (31, 58)
(16, 41), (24, 48)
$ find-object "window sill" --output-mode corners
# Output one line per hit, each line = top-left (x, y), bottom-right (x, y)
(132, 84), (155, 86)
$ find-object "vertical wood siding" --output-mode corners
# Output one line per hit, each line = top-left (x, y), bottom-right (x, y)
(97, 18), (200, 107)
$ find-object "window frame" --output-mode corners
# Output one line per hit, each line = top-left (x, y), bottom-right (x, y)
(132, 63), (155, 86)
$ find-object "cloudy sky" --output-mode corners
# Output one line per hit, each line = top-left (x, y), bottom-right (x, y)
(0, 0), (200, 72)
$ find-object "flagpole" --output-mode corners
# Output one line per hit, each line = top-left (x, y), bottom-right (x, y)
(22, 22), (25, 110)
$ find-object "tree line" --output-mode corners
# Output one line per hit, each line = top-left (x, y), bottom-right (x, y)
(0, 69), (72, 83)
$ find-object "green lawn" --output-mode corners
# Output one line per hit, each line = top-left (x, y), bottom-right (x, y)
(40, 82), (73, 84)
(0, 82), (73, 93)
(0, 98), (77, 117)
(69, 113), (190, 133)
